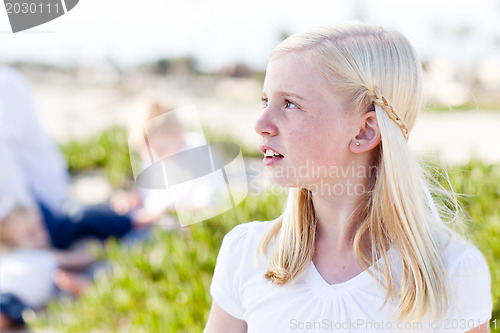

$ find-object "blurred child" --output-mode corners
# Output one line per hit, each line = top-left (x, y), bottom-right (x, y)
(0, 199), (95, 329)
(0, 200), (96, 267)
(112, 102), (208, 226)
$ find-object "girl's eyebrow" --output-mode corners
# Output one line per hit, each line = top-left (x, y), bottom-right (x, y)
(261, 91), (308, 102)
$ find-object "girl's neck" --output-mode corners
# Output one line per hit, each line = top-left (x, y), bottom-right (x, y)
(310, 150), (377, 253)
(310, 163), (372, 255)
(312, 192), (365, 252)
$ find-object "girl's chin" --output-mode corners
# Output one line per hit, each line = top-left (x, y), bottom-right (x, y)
(265, 176), (302, 189)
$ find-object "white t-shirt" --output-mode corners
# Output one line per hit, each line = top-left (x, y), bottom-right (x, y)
(210, 220), (492, 333)
(0, 66), (69, 213)
(0, 250), (57, 308)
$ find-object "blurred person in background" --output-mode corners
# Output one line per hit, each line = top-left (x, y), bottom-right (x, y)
(0, 65), (70, 215)
(0, 65), (152, 250)
(112, 102), (212, 227)
(0, 196), (95, 330)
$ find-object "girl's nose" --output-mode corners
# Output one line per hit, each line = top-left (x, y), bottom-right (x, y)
(254, 109), (278, 137)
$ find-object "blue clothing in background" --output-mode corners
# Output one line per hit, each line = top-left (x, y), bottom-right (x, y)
(39, 203), (132, 250)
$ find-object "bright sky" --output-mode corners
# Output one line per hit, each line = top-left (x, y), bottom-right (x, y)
(0, 0), (499, 71)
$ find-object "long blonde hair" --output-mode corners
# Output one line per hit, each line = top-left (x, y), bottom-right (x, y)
(257, 23), (460, 322)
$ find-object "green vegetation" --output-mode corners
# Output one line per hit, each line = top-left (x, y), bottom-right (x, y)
(31, 193), (287, 332)
(201, 127), (262, 158)
(37, 128), (499, 332)
(60, 126), (131, 188)
(448, 160), (500, 328)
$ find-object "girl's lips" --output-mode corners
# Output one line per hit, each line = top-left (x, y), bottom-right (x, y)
(259, 145), (284, 157)
(259, 145), (284, 166)
(262, 155), (284, 166)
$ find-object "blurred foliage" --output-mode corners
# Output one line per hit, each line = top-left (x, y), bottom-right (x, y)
(201, 127), (261, 158)
(151, 57), (201, 76)
(447, 160), (500, 327)
(60, 126), (132, 188)
(51, 132), (498, 332)
(30, 193), (287, 332)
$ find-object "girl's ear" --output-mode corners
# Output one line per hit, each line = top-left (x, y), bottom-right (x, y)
(349, 111), (381, 153)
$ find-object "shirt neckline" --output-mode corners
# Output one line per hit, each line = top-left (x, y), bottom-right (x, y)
(305, 246), (396, 294)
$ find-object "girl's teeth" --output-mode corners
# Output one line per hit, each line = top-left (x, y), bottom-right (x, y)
(264, 148), (282, 157)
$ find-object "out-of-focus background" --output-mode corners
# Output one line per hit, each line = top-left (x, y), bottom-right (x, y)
(1, 0), (499, 332)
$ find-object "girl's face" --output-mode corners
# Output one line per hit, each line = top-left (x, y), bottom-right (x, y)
(255, 52), (360, 188)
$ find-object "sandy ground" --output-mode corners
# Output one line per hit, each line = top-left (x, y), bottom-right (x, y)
(409, 109), (500, 164)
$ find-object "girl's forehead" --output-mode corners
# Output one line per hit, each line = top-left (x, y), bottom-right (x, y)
(263, 53), (346, 110)
(264, 53), (325, 93)
(266, 52), (313, 74)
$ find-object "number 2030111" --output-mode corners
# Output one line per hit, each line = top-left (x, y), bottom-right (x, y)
(5, 2), (61, 14)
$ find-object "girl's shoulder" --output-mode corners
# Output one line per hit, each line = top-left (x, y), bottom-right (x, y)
(440, 232), (490, 276)
(437, 233), (493, 324)
(218, 220), (277, 259)
(210, 220), (278, 320)
(215, 220), (277, 268)
(222, 220), (277, 243)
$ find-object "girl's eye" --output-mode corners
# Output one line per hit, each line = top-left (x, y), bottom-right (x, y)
(285, 100), (299, 109)
(261, 98), (300, 110)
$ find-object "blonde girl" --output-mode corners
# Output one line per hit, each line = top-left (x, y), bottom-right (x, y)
(205, 22), (492, 333)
